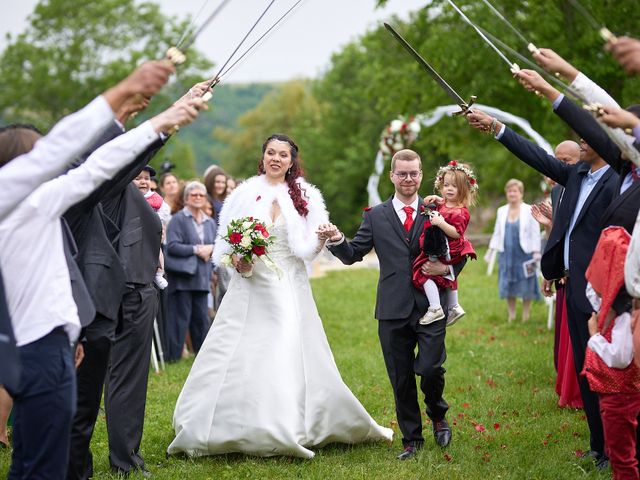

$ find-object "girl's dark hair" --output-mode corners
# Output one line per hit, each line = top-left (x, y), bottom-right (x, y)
(0, 124), (43, 167)
(258, 134), (308, 217)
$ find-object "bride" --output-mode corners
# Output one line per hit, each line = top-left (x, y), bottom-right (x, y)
(167, 134), (393, 459)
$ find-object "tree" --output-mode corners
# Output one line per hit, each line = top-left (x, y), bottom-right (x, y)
(213, 80), (321, 179)
(0, 0), (212, 129)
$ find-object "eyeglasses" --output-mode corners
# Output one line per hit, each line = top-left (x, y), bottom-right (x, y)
(189, 193), (205, 198)
(393, 171), (422, 180)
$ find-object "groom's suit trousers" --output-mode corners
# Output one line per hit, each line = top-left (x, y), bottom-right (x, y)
(378, 305), (449, 445)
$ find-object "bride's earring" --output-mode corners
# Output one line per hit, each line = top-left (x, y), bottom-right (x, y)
(287, 167), (292, 175)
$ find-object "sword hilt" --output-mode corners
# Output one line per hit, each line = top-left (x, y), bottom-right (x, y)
(452, 95), (477, 116)
(166, 46), (187, 65)
(527, 43), (540, 55)
(585, 102), (633, 135)
(600, 27), (617, 44)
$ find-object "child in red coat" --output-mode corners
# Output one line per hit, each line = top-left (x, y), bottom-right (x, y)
(413, 161), (477, 326)
(583, 226), (640, 480)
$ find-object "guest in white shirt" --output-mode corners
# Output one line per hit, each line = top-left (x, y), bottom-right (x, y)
(0, 74), (206, 479)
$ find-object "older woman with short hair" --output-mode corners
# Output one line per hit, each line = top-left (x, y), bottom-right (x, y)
(165, 181), (217, 361)
(487, 178), (542, 322)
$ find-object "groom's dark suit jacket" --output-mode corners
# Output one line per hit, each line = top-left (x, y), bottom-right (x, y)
(328, 196), (464, 320)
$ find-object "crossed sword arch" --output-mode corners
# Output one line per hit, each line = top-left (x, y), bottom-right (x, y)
(385, 0), (639, 168)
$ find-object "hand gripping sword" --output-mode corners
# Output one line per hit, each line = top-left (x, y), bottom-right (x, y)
(383, 23), (476, 116)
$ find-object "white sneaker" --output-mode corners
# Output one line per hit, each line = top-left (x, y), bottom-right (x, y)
(447, 304), (466, 326)
(419, 306), (445, 325)
(154, 273), (168, 290)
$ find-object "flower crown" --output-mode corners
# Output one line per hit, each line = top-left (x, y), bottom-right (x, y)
(435, 160), (479, 192)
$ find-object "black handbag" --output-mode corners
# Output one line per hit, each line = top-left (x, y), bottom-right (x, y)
(164, 247), (198, 276)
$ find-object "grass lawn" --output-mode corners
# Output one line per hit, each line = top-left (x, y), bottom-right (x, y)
(0, 251), (609, 479)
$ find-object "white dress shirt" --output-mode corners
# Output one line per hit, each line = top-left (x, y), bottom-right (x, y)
(391, 195), (419, 224)
(0, 96), (114, 220)
(0, 121), (159, 346)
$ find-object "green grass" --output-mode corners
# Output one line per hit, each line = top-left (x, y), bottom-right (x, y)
(0, 251), (609, 479)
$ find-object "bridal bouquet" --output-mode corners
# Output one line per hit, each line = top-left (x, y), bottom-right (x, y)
(220, 216), (279, 278)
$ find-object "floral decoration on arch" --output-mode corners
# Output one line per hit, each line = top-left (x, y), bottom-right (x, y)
(379, 115), (421, 158)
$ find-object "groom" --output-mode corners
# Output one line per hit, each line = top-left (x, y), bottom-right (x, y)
(322, 149), (463, 459)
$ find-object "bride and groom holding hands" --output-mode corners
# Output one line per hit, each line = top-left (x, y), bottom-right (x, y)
(168, 137), (459, 461)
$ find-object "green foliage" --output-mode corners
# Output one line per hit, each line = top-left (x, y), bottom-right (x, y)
(1, 258), (604, 479)
(0, 0), (211, 129)
(213, 80), (321, 179)
(216, 0), (640, 234)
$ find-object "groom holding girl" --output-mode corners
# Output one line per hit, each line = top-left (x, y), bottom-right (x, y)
(321, 149), (476, 459)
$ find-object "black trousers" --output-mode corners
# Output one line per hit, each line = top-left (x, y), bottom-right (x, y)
(565, 279), (605, 455)
(378, 305), (448, 446)
(166, 290), (210, 362)
(67, 314), (115, 480)
(104, 286), (157, 472)
(9, 328), (76, 480)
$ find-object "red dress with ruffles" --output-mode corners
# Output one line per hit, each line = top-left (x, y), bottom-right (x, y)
(412, 205), (476, 291)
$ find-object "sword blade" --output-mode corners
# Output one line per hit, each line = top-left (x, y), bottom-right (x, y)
(480, 0), (531, 47)
(446, 0), (517, 71)
(219, 0), (304, 80)
(176, 0), (212, 50)
(383, 23), (467, 107)
(475, 26), (589, 104)
(207, 0), (277, 90)
(181, 0), (234, 51)
(566, 0), (603, 31)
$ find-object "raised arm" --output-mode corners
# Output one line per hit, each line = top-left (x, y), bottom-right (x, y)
(27, 99), (206, 220)
(0, 60), (174, 220)
(466, 109), (571, 185)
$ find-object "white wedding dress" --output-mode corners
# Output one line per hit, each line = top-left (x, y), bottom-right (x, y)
(167, 215), (393, 459)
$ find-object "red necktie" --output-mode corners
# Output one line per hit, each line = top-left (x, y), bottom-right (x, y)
(402, 206), (415, 232)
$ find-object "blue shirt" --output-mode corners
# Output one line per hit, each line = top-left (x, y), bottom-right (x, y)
(563, 164), (610, 269)
(620, 164), (640, 194)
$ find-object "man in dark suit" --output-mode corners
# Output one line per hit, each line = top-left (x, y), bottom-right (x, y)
(466, 109), (618, 470)
(101, 158), (163, 477)
(322, 149), (463, 460)
(513, 66), (640, 470)
(64, 97), (166, 480)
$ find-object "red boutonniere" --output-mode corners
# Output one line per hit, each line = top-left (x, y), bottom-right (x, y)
(363, 206), (372, 212)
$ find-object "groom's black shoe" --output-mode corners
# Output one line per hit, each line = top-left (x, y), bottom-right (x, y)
(433, 419), (452, 447)
(397, 440), (424, 460)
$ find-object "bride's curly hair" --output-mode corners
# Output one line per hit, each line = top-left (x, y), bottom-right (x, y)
(258, 134), (309, 217)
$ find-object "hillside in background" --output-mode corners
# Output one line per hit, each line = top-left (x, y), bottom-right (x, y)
(173, 82), (276, 174)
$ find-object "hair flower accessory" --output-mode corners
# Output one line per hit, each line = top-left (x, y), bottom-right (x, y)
(435, 161), (479, 192)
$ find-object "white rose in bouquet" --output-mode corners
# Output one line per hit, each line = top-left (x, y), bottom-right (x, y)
(390, 119), (403, 132)
(240, 235), (252, 248)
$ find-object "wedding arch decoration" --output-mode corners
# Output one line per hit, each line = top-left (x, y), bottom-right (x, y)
(367, 104), (554, 206)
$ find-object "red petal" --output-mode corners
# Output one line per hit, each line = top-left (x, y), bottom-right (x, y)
(493, 423), (500, 430)
(475, 424), (486, 432)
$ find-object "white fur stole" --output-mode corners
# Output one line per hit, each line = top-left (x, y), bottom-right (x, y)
(212, 175), (329, 264)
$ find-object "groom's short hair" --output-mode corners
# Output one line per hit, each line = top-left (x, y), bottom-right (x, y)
(390, 149), (421, 172)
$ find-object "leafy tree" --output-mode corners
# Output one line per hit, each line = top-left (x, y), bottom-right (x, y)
(0, 0), (212, 129)
(213, 80), (320, 179)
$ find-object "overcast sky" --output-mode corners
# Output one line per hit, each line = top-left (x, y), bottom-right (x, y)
(1, 0), (428, 83)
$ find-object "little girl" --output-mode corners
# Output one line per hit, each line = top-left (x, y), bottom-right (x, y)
(412, 160), (477, 326)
